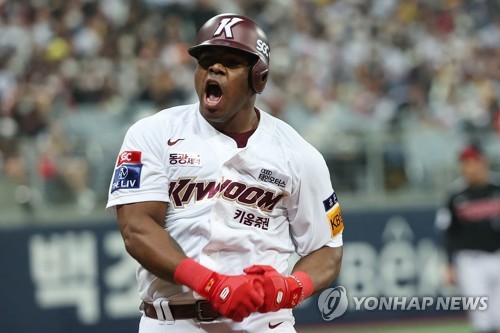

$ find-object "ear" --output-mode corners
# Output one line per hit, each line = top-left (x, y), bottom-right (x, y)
(250, 59), (268, 93)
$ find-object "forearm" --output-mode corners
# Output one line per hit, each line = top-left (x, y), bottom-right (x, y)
(292, 245), (343, 293)
(117, 203), (186, 283)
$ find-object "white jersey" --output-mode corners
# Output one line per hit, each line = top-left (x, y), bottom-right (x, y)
(106, 102), (344, 303)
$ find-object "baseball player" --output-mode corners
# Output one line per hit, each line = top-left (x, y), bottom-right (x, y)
(435, 143), (500, 333)
(107, 13), (344, 333)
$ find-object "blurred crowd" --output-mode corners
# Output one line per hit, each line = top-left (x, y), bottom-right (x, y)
(0, 0), (499, 217)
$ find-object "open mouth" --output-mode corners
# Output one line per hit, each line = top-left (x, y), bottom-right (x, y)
(204, 81), (223, 108)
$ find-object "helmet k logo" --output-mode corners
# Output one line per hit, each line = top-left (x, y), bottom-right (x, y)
(213, 17), (244, 39)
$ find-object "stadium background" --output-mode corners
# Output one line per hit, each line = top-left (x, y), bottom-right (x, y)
(0, 0), (498, 332)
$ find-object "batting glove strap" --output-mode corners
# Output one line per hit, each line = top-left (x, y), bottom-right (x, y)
(291, 271), (314, 302)
(173, 258), (220, 299)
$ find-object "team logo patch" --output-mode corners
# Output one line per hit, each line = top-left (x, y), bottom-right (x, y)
(117, 150), (141, 166)
(323, 192), (343, 237)
(111, 164), (142, 193)
(258, 168), (287, 188)
(169, 153), (201, 166)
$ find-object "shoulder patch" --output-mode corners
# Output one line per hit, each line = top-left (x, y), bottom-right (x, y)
(117, 151), (142, 166)
(111, 164), (142, 193)
(324, 191), (343, 237)
(112, 150), (143, 193)
(323, 191), (339, 211)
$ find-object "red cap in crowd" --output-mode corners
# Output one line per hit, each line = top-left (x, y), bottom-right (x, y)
(459, 144), (483, 161)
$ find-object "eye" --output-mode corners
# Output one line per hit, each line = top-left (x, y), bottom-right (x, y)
(197, 57), (212, 69)
(222, 59), (243, 68)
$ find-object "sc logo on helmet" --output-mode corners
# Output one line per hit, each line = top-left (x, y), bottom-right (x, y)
(256, 39), (270, 58)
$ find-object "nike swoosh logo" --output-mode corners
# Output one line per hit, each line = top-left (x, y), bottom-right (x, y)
(167, 138), (184, 146)
(268, 322), (283, 329)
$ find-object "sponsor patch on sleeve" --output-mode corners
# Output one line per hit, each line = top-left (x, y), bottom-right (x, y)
(117, 151), (142, 166)
(322, 191), (339, 212)
(112, 150), (143, 193)
(323, 192), (344, 237)
(111, 164), (142, 193)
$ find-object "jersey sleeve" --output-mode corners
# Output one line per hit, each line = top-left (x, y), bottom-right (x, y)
(106, 117), (170, 215)
(288, 147), (344, 257)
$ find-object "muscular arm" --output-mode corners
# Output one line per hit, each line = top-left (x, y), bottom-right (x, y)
(117, 201), (186, 283)
(292, 245), (343, 293)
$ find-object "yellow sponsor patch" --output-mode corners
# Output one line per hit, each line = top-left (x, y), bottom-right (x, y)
(326, 204), (344, 237)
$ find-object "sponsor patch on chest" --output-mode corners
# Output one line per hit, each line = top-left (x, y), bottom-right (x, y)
(258, 168), (288, 188)
(169, 153), (201, 166)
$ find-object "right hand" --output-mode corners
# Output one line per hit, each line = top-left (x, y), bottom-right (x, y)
(244, 265), (303, 312)
(174, 258), (264, 322)
(204, 273), (264, 322)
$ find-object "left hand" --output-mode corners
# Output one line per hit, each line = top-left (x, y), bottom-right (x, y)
(243, 265), (303, 312)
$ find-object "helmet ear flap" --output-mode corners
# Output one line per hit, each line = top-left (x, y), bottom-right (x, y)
(250, 58), (268, 94)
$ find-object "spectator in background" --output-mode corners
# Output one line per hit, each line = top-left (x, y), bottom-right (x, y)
(435, 143), (500, 333)
(37, 121), (96, 214)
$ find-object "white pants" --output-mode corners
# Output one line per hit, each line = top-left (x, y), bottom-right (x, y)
(138, 309), (296, 333)
(455, 250), (500, 332)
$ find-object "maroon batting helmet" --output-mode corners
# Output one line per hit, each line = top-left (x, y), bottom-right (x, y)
(188, 13), (270, 94)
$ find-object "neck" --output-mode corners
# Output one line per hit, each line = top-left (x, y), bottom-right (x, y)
(207, 101), (259, 133)
(223, 107), (259, 134)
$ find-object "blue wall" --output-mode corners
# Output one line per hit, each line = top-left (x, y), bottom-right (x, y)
(0, 207), (460, 332)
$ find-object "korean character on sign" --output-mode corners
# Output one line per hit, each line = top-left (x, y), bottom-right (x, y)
(234, 209), (244, 223)
(178, 154), (188, 164)
(243, 213), (255, 226)
(253, 216), (264, 229)
(29, 231), (100, 324)
(254, 217), (269, 230)
(169, 153), (180, 164)
(103, 231), (141, 318)
(191, 156), (201, 165)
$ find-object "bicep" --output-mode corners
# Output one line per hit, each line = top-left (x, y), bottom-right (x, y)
(117, 201), (168, 230)
(116, 201), (169, 256)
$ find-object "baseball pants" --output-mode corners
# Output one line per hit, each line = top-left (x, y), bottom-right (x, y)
(455, 250), (500, 332)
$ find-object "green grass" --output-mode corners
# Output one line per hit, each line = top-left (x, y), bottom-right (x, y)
(298, 318), (472, 333)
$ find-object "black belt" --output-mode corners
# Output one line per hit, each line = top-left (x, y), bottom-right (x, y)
(140, 300), (221, 322)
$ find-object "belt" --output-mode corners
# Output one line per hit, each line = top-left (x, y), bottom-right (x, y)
(140, 300), (221, 322)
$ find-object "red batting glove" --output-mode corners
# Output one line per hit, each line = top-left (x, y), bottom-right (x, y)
(243, 265), (314, 312)
(174, 258), (264, 322)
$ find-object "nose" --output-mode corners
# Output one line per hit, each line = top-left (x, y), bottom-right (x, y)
(208, 62), (225, 75)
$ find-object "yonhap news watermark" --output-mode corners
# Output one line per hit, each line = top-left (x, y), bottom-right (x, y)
(317, 286), (488, 321)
